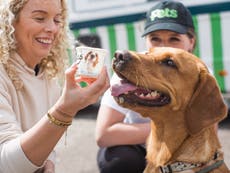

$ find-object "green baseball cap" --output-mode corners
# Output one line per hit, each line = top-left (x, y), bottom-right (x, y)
(142, 0), (194, 37)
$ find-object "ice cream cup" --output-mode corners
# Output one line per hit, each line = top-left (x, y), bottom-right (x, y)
(74, 46), (108, 79)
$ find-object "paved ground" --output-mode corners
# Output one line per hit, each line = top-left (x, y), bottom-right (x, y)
(55, 103), (230, 173)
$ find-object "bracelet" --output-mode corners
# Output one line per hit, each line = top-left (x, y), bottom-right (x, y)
(47, 112), (72, 127)
(55, 108), (73, 118)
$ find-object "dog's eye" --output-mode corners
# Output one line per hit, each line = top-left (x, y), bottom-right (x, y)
(161, 58), (177, 68)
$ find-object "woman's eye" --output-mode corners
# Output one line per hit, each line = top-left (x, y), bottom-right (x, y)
(54, 17), (62, 23)
(151, 37), (161, 42)
(35, 17), (44, 21)
(170, 37), (180, 42)
(54, 16), (63, 25)
(161, 58), (177, 68)
(54, 19), (61, 24)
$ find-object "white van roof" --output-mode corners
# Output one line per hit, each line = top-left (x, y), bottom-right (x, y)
(68, 0), (230, 24)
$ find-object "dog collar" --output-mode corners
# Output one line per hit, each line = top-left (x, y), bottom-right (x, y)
(160, 161), (202, 173)
(159, 152), (223, 173)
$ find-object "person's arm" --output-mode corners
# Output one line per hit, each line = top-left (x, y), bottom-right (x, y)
(95, 104), (150, 147)
(19, 65), (109, 167)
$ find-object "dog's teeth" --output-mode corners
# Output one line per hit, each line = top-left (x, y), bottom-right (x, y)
(119, 97), (124, 104)
(140, 94), (144, 97)
(146, 93), (152, 98)
(151, 91), (158, 97)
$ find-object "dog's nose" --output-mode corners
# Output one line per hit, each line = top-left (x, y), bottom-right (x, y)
(113, 50), (131, 71)
(114, 50), (131, 61)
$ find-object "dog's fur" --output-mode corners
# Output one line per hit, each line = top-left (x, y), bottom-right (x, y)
(111, 47), (229, 173)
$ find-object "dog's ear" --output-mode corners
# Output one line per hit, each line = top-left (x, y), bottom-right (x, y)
(93, 53), (99, 67)
(84, 51), (93, 60)
(185, 71), (227, 135)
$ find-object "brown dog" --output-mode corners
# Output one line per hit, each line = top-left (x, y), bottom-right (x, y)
(111, 47), (229, 173)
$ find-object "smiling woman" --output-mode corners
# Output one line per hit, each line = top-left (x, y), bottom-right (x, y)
(0, 0), (110, 173)
(13, 0), (63, 68)
(0, 0), (70, 89)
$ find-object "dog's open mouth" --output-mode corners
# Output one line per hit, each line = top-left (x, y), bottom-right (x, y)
(111, 78), (170, 107)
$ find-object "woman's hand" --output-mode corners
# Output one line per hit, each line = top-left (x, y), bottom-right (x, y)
(43, 160), (55, 173)
(54, 63), (110, 117)
(34, 160), (55, 173)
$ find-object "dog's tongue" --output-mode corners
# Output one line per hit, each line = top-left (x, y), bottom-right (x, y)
(111, 80), (137, 97)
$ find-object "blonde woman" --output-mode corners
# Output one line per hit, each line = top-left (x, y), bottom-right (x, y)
(0, 0), (109, 173)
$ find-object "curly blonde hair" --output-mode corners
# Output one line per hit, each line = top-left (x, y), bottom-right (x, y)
(0, 0), (74, 89)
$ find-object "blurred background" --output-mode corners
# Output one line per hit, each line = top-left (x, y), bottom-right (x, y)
(68, 0), (230, 105)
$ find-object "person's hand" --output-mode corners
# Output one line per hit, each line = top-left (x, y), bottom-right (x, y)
(43, 160), (55, 173)
(54, 63), (110, 117)
(34, 160), (55, 173)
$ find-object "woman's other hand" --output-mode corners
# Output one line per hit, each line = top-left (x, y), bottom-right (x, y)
(43, 160), (55, 173)
(34, 160), (54, 173)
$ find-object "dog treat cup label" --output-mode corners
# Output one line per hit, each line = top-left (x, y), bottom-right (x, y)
(74, 46), (108, 78)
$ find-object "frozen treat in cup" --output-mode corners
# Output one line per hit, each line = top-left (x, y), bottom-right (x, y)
(74, 46), (108, 84)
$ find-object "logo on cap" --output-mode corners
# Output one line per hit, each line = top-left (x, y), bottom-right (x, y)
(150, 8), (178, 21)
